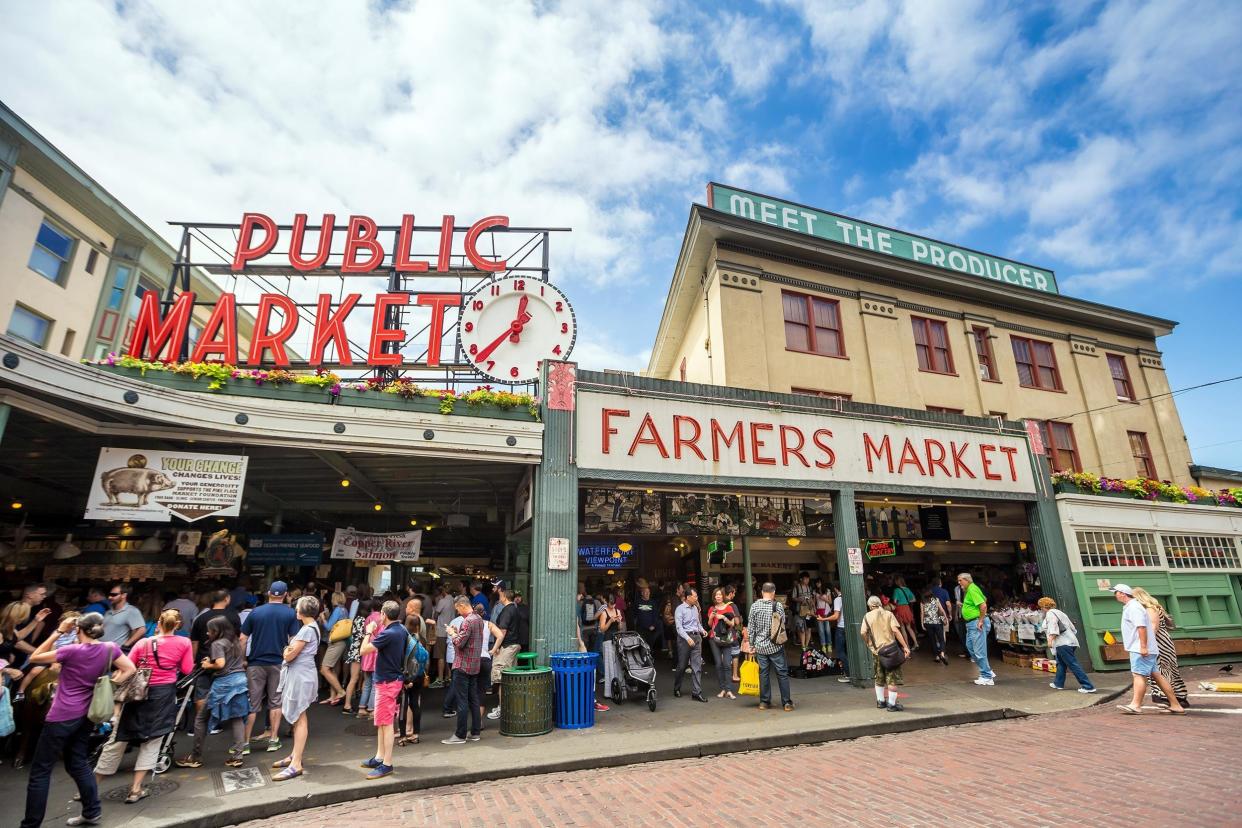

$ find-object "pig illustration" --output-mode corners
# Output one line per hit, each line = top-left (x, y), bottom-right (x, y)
(100, 467), (175, 506)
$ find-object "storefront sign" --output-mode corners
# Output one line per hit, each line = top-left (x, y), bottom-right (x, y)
(175, 530), (201, 557)
(578, 544), (635, 569)
(547, 537), (570, 570)
(707, 183), (1057, 295)
(847, 547), (864, 575)
(248, 533), (324, 566)
(864, 539), (897, 560)
(578, 392), (1038, 495)
(85, 447), (248, 523)
(330, 528), (422, 562)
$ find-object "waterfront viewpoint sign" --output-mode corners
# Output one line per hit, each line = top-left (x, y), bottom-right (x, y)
(576, 391), (1037, 496)
(707, 183), (1057, 295)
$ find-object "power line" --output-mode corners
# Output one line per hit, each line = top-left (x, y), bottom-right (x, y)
(1052, 374), (1242, 422)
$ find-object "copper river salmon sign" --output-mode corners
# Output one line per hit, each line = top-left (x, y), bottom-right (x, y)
(707, 183), (1058, 295)
(85, 447), (249, 522)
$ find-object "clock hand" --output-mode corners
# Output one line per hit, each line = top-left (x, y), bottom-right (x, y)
(476, 312), (534, 362)
(516, 295), (528, 322)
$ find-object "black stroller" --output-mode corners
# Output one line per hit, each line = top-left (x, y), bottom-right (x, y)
(89, 668), (201, 774)
(610, 631), (658, 711)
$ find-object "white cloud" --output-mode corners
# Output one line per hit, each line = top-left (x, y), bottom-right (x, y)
(712, 14), (794, 95)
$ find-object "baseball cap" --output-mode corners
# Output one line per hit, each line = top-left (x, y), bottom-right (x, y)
(1109, 583), (1133, 596)
(269, 580), (288, 596)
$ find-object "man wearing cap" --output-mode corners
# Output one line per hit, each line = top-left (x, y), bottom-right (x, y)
(240, 581), (301, 752)
(1113, 584), (1187, 715)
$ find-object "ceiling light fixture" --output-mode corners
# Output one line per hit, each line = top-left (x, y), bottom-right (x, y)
(618, 542), (633, 553)
(912, 539), (926, 549)
(9, 501), (21, 510)
(409, 519), (419, 527)
(786, 537), (800, 547)
(341, 479), (351, 488)
(373, 503), (383, 511)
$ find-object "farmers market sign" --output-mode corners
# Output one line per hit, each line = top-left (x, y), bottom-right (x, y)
(707, 183), (1058, 295)
(85, 447), (248, 522)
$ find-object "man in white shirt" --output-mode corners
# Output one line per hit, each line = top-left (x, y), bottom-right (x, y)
(831, 589), (851, 683)
(1112, 584), (1185, 715)
(1038, 597), (1094, 693)
(431, 588), (456, 688)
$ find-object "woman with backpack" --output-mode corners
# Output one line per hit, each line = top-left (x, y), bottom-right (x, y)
(94, 609), (193, 803)
(21, 612), (136, 828)
(175, 614), (249, 770)
(397, 614), (427, 746)
(270, 596), (321, 782)
(707, 588), (739, 699)
(860, 595), (910, 713)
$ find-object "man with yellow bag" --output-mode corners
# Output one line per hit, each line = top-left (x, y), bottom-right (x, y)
(745, 583), (793, 712)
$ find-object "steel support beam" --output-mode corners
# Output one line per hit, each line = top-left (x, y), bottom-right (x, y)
(832, 487), (872, 687)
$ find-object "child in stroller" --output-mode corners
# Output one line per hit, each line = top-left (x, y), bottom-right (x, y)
(608, 631), (658, 711)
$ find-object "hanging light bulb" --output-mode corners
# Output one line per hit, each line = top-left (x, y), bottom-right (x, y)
(618, 542), (633, 553)
(9, 501), (21, 510)
(409, 519), (419, 527)
(373, 503), (383, 511)
(341, 479), (351, 488)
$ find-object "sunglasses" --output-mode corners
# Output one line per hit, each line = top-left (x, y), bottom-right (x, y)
(108, 593), (122, 598)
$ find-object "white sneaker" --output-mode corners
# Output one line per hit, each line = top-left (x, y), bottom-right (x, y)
(441, 735), (467, 745)
(1049, 683), (1064, 690)
(973, 677), (995, 686)
(1078, 687), (1098, 694)
(486, 706), (501, 720)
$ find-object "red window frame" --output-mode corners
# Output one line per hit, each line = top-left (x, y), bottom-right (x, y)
(782, 291), (846, 358)
(1011, 335), (1063, 391)
(1108, 354), (1135, 401)
(1038, 420), (1081, 472)
(1128, 431), (1156, 479)
(972, 326), (998, 382)
(911, 316), (955, 374)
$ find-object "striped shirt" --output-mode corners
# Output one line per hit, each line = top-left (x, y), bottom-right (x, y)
(747, 599), (786, 655)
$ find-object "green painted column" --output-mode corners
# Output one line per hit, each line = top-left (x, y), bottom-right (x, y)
(0, 403), (9, 444)
(831, 487), (871, 687)
(742, 536), (753, 608)
(1024, 451), (1094, 670)
(529, 362), (579, 663)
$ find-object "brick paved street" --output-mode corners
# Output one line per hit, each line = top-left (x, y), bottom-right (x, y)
(238, 689), (1242, 828)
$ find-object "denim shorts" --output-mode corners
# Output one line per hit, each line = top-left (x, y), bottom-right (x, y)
(1128, 652), (1158, 676)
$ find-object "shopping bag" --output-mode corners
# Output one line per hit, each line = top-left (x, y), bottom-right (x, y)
(738, 654), (760, 696)
(88, 674), (114, 724)
(0, 687), (14, 737)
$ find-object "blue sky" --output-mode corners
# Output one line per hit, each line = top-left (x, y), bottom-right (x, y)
(2, 0), (1240, 467)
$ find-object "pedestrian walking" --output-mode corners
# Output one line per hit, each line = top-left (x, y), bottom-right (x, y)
(21, 613), (136, 828)
(920, 587), (949, 665)
(360, 600), (405, 779)
(706, 588), (738, 699)
(746, 582), (793, 711)
(814, 580), (833, 653)
(633, 584), (663, 658)
(341, 598), (371, 714)
(176, 615), (249, 770)
(271, 595), (322, 781)
(790, 572), (815, 650)
(861, 595), (910, 712)
(673, 588), (707, 702)
(94, 609), (193, 803)
(957, 573), (995, 685)
(240, 581), (300, 751)
(442, 596), (483, 744)
(1129, 587), (1188, 709)
(891, 577), (919, 652)
(1112, 584), (1185, 715)
(830, 585), (849, 681)
(318, 590), (349, 706)
(724, 584), (744, 683)
(1038, 597), (1095, 694)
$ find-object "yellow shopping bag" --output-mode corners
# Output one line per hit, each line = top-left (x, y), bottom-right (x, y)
(738, 654), (760, 696)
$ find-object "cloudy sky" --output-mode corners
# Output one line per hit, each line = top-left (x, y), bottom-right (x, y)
(2, 0), (1240, 467)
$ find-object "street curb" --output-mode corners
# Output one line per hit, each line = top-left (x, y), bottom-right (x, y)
(200, 707), (1019, 828)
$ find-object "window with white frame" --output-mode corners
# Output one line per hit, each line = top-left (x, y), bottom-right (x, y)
(1075, 530), (1160, 568)
(28, 220), (74, 284)
(1161, 534), (1241, 569)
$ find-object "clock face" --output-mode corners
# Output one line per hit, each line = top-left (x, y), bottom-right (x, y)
(457, 277), (576, 383)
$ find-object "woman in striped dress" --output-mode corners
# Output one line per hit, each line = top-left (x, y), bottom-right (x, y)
(1131, 587), (1188, 708)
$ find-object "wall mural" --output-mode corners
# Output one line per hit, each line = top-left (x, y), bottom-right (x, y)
(580, 489), (664, 534)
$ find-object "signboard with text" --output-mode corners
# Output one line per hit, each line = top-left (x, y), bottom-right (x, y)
(85, 447), (248, 523)
(330, 528), (422, 562)
(864, 539), (898, 560)
(707, 183), (1057, 295)
(248, 533), (325, 566)
(577, 391), (1038, 495)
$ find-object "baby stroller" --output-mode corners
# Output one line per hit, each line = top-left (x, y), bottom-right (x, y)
(89, 668), (201, 774)
(610, 631), (658, 712)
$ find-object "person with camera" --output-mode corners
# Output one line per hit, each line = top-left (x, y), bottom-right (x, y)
(860, 595), (910, 712)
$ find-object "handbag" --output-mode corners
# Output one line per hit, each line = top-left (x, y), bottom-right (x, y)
(738, 654), (760, 696)
(114, 638), (159, 704)
(88, 644), (118, 724)
(329, 618), (353, 643)
(863, 613), (907, 671)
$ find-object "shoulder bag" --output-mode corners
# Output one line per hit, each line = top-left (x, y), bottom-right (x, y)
(863, 613), (906, 671)
(114, 637), (159, 704)
(329, 617), (353, 642)
(88, 643), (119, 723)
(769, 603), (788, 646)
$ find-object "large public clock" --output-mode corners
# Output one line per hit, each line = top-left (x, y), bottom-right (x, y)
(457, 276), (576, 383)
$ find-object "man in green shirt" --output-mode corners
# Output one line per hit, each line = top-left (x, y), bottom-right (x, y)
(957, 572), (995, 685)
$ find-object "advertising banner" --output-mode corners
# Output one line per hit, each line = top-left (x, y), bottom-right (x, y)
(249, 533), (325, 566)
(330, 528), (422, 562)
(85, 447), (248, 523)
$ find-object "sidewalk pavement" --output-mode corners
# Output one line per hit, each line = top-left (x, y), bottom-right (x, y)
(12, 655), (1129, 828)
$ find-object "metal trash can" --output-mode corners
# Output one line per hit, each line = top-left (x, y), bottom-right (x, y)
(550, 651), (598, 729)
(500, 665), (553, 737)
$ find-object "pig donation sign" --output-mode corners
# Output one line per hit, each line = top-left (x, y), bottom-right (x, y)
(85, 447), (249, 522)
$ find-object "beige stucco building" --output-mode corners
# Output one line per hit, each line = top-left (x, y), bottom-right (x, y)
(0, 101), (255, 363)
(648, 184), (1195, 485)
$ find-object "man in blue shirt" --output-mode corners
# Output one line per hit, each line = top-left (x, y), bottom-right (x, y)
(360, 600), (406, 780)
(240, 581), (299, 752)
(469, 582), (490, 618)
(673, 589), (707, 703)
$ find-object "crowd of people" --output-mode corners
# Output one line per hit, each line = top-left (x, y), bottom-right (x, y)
(0, 577), (528, 826)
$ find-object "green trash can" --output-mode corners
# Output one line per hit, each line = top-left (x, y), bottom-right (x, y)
(500, 665), (554, 737)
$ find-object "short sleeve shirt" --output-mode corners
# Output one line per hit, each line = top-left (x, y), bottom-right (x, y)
(102, 605), (145, 646)
(372, 624), (407, 683)
(49, 642), (119, 722)
(241, 602), (300, 665)
(960, 583), (987, 620)
(833, 595), (845, 628)
(1121, 599), (1155, 654)
(210, 638), (245, 675)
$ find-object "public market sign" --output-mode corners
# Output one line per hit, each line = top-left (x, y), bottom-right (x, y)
(576, 391), (1037, 495)
(707, 183), (1057, 295)
(330, 527), (422, 562)
(85, 447), (248, 522)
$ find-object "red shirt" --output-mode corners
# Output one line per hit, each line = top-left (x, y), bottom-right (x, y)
(450, 614), (482, 675)
(130, 634), (193, 685)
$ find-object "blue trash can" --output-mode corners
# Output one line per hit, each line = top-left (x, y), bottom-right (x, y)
(550, 652), (598, 729)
